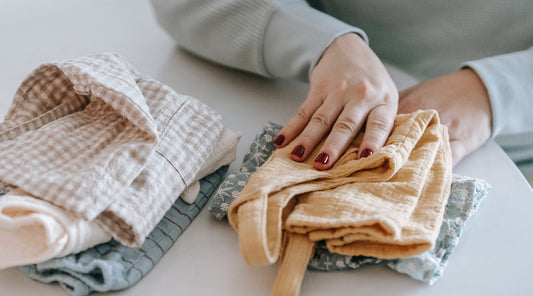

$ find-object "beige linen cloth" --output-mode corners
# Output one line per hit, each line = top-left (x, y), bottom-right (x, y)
(0, 127), (239, 269)
(228, 110), (452, 295)
(0, 53), (223, 248)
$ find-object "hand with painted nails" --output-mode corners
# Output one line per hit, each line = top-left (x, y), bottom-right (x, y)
(273, 33), (399, 170)
(398, 69), (492, 166)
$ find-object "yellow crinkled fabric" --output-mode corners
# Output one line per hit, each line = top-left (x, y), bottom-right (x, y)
(228, 110), (452, 296)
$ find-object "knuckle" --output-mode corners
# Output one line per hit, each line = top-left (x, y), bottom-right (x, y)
(336, 79), (351, 93)
(356, 81), (370, 99)
(382, 91), (399, 106)
(334, 117), (358, 136)
(335, 80), (370, 102)
(310, 81), (327, 94)
(350, 79), (373, 101)
(367, 117), (392, 133)
(310, 113), (331, 129)
(296, 107), (310, 122)
(352, 81), (399, 107)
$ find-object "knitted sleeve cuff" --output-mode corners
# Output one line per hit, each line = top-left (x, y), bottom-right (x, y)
(461, 46), (533, 138)
(263, 1), (368, 81)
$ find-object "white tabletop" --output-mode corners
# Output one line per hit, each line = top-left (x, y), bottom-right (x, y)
(1, 1), (532, 295)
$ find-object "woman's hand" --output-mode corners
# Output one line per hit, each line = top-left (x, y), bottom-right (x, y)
(273, 33), (398, 170)
(398, 69), (492, 166)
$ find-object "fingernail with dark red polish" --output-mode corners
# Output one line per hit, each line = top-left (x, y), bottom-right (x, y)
(274, 134), (285, 146)
(360, 148), (373, 159)
(291, 145), (305, 158)
(315, 153), (329, 165)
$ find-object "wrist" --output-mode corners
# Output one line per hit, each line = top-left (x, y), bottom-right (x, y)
(327, 33), (366, 54)
(459, 68), (493, 137)
(460, 68), (489, 96)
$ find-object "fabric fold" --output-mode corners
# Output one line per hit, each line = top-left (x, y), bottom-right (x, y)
(0, 188), (111, 270)
(0, 53), (158, 222)
(181, 128), (241, 203)
(20, 166), (228, 296)
(0, 53), (224, 246)
(228, 110), (452, 294)
(210, 121), (489, 285)
(309, 174), (490, 285)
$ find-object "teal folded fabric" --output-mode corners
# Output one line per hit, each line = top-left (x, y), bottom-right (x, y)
(19, 166), (228, 296)
(209, 122), (490, 284)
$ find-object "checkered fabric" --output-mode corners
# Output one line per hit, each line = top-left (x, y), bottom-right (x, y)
(0, 53), (223, 247)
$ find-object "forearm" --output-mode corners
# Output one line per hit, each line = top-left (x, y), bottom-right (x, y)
(150, 0), (366, 81)
(463, 46), (533, 138)
(262, 1), (367, 80)
(151, 0), (276, 76)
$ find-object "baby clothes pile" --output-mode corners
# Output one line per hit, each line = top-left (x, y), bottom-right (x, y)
(0, 53), (239, 295)
(210, 118), (489, 291)
(17, 166), (228, 295)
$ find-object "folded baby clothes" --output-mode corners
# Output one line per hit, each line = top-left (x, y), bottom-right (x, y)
(310, 174), (490, 285)
(20, 166), (228, 296)
(0, 188), (111, 270)
(210, 122), (490, 285)
(0, 53), (223, 247)
(227, 110), (452, 295)
(181, 128), (241, 203)
(0, 126), (239, 270)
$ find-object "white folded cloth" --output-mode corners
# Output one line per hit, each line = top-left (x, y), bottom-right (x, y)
(181, 128), (241, 203)
(0, 188), (111, 270)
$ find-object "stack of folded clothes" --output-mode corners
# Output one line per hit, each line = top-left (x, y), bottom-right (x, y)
(210, 120), (490, 295)
(0, 53), (239, 295)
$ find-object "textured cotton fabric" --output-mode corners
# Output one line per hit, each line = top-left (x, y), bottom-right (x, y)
(0, 53), (223, 247)
(211, 122), (489, 285)
(310, 174), (490, 285)
(228, 110), (452, 294)
(0, 127), (239, 270)
(20, 166), (228, 296)
(0, 189), (111, 270)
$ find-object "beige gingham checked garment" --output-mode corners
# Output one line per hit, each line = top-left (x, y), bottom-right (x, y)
(0, 53), (223, 247)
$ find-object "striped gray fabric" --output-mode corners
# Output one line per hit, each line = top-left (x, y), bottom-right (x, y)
(0, 53), (223, 247)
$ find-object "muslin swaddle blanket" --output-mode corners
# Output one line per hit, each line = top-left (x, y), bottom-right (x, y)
(19, 166), (228, 296)
(0, 53), (223, 247)
(210, 122), (489, 285)
(228, 110), (452, 295)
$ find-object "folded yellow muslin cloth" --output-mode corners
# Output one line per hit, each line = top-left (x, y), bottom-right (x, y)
(228, 110), (452, 296)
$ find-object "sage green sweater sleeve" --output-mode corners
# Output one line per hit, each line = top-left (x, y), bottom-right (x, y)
(463, 46), (533, 165)
(464, 46), (533, 138)
(150, 0), (367, 81)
